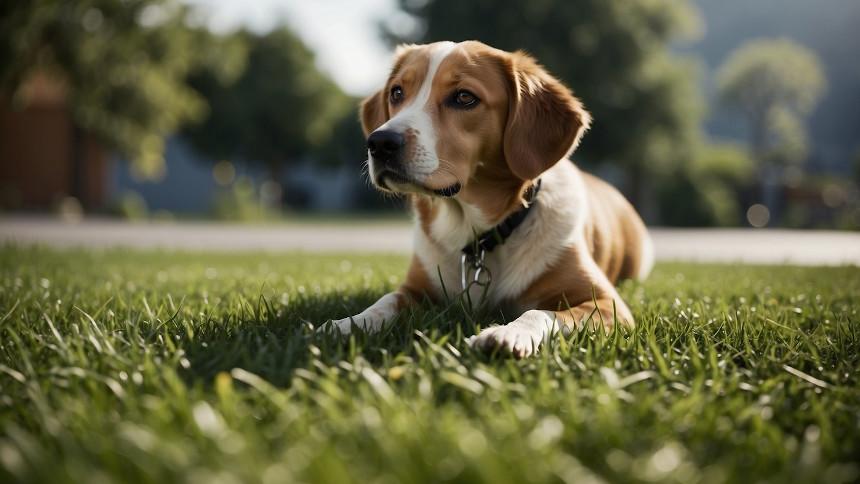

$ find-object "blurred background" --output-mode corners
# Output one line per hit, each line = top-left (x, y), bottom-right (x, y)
(1, 0), (859, 229)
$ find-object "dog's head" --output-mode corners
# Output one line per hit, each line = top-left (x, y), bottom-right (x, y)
(360, 40), (590, 199)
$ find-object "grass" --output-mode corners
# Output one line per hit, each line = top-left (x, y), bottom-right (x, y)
(0, 246), (858, 484)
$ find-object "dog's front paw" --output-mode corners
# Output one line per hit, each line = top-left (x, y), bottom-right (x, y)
(466, 322), (544, 359)
(467, 311), (558, 358)
(317, 317), (355, 336)
(317, 315), (385, 336)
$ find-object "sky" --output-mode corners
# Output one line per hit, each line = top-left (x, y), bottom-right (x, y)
(182, 0), (405, 96)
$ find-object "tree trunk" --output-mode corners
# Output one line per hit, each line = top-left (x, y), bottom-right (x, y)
(748, 108), (784, 226)
(265, 160), (285, 209)
(69, 122), (87, 208)
(750, 109), (769, 202)
(628, 163), (657, 224)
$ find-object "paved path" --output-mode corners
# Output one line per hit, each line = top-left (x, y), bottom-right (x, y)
(1, 216), (858, 266)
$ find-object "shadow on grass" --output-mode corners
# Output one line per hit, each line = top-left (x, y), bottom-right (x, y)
(177, 290), (503, 387)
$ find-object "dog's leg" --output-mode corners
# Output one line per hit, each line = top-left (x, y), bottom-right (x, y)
(322, 291), (410, 336)
(468, 276), (633, 358)
(468, 243), (636, 357)
(321, 257), (433, 336)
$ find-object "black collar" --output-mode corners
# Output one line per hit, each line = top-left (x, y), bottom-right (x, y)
(461, 179), (542, 257)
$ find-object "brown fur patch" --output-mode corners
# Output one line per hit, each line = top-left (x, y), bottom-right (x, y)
(360, 89), (388, 137)
(499, 52), (591, 181)
(517, 170), (647, 328)
(411, 196), (438, 237)
(400, 255), (437, 304)
(360, 46), (430, 136)
(518, 245), (634, 328)
(580, 172), (648, 283)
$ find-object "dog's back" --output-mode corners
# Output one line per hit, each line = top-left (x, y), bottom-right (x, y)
(580, 171), (653, 283)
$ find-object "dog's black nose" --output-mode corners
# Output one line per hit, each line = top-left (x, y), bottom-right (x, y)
(367, 130), (404, 161)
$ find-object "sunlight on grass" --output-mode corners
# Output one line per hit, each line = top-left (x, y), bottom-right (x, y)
(0, 247), (858, 483)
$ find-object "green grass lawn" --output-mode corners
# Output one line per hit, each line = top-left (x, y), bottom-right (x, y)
(1, 246), (858, 483)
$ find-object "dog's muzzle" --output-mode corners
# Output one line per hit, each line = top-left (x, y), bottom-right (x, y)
(367, 129), (460, 198)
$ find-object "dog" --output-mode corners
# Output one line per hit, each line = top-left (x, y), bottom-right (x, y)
(323, 40), (652, 358)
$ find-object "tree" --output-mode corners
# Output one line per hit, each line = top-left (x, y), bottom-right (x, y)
(184, 28), (352, 182)
(717, 38), (826, 167)
(385, 0), (704, 214)
(658, 142), (754, 226)
(0, 0), (239, 180)
(717, 38), (826, 223)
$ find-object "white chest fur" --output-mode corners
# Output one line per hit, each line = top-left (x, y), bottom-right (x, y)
(413, 161), (589, 312)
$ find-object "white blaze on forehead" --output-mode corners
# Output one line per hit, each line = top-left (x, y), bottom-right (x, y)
(372, 41), (458, 179)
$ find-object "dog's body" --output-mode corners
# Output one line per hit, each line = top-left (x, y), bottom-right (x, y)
(325, 41), (652, 357)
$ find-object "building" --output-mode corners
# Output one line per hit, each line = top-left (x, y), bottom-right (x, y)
(0, 72), (108, 211)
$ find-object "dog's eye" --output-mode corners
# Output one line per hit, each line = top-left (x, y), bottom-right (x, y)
(451, 89), (479, 108)
(389, 86), (404, 104)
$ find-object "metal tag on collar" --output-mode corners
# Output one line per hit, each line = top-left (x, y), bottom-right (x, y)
(460, 248), (490, 291)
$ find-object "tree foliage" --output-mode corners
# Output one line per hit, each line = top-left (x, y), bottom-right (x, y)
(659, 142), (754, 226)
(0, 0), (241, 179)
(386, 0), (705, 203)
(184, 28), (352, 178)
(717, 38), (826, 165)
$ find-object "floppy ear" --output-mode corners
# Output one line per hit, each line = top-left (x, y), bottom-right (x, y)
(360, 89), (389, 137)
(502, 52), (591, 180)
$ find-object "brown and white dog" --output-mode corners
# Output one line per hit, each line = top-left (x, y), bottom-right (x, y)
(323, 40), (652, 358)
